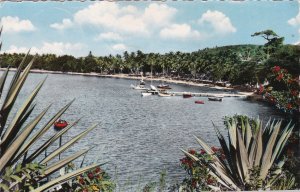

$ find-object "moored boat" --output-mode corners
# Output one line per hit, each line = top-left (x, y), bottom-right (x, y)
(157, 84), (171, 89)
(195, 100), (204, 104)
(54, 119), (68, 130)
(158, 92), (172, 97)
(208, 97), (223, 101)
(183, 93), (193, 98)
(141, 92), (152, 97)
(131, 84), (148, 90)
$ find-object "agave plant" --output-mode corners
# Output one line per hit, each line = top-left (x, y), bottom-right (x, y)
(0, 28), (102, 191)
(182, 116), (294, 191)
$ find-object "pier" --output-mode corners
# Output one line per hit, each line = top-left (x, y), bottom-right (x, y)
(164, 91), (252, 98)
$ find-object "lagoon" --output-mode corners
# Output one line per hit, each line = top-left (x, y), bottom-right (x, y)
(7, 72), (284, 190)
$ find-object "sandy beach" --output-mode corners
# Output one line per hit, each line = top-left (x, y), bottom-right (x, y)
(0, 68), (255, 97)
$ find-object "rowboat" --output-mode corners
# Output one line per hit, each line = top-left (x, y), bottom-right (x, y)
(195, 100), (204, 104)
(54, 120), (68, 130)
(183, 93), (193, 98)
(208, 97), (223, 101)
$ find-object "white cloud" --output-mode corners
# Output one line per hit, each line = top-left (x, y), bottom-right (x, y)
(160, 24), (202, 40)
(5, 42), (85, 56)
(198, 10), (236, 34)
(112, 43), (127, 51)
(95, 32), (123, 41)
(73, 2), (177, 35)
(50, 18), (73, 30)
(0, 16), (35, 33)
(143, 4), (177, 27)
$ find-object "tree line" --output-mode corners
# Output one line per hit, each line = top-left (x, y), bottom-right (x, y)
(0, 30), (299, 85)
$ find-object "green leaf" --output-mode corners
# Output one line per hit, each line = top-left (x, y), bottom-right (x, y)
(0, 183), (9, 192)
(43, 149), (90, 177)
(40, 123), (97, 164)
(0, 105), (50, 171)
(10, 175), (23, 182)
(0, 78), (46, 151)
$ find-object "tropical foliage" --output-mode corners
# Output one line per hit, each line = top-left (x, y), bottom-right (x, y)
(181, 116), (296, 191)
(1, 31), (299, 86)
(261, 66), (300, 113)
(0, 28), (107, 192)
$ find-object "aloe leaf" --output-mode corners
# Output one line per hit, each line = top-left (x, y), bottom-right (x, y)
(0, 67), (10, 135)
(0, 78), (46, 149)
(25, 118), (80, 163)
(254, 121), (263, 167)
(2, 57), (35, 111)
(271, 123), (294, 163)
(180, 149), (199, 161)
(40, 124), (97, 164)
(0, 56), (35, 131)
(0, 67), (9, 99)
(260, 121), (281, 179)
(245, 118), (252, 151)
(42, 149), (90, 177)
(236, 130), (250, 181)
(31, 163), (102, 192)
(0, 105), (50, 172)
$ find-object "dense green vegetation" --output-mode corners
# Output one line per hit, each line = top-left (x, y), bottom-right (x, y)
(1, 38), (299, 86)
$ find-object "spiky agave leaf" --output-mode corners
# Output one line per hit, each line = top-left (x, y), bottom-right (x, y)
(0, 52), (103, 191)
(182, 117), (294, 190)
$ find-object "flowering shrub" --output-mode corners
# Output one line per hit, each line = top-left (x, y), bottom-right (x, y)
(179, 148), (224, 191)
(73, 166), (115, 192)
(262, 66), (300, 113)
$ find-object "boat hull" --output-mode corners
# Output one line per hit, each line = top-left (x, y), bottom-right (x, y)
(208, 97), (223, 101)
(195, 100), (204, 104)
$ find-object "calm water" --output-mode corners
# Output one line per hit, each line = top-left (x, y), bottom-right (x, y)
(3, 72), (284, 190)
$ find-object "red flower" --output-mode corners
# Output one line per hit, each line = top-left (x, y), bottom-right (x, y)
(272, 66), (281, 73)
(191, 179), (197, 188)
(286, 103), (292, 109)
(94, 167), (101, 173)
(291, 90), (298, 96)
(211, 146), (218, 153)
(276, 73), (283, 81)
(200, 149), (206, 155)
(188, 149), (196, 155)
(259, 84), (264, 94)
(83, 189), (88, 192)
(79, 178), (85, 185)
(207, 178), (214, 185)
(88, 172), (94, 179)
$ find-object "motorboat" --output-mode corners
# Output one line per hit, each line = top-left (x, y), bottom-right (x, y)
(157, 84), (171, 89)
(130, 84), (148, 90)
(158, 92), (172, 97)
(141, 92), (152, 97)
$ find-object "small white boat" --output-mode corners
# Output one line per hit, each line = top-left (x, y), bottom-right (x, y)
(141, 92), (152, 97)
(130, 84), (148, 90)
(158, 92), (172, 97)
(150, 85), (157, 91)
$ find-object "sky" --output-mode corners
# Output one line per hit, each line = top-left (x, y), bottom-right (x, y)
(0, 1), (299, 57)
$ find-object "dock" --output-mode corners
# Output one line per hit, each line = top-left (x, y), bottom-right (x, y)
(164, 91), (252, 98)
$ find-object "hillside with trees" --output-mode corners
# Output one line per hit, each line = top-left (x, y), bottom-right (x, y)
(0, 31), (299, 86)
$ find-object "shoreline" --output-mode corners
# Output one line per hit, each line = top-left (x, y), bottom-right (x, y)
(0, 68), (255, 97)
